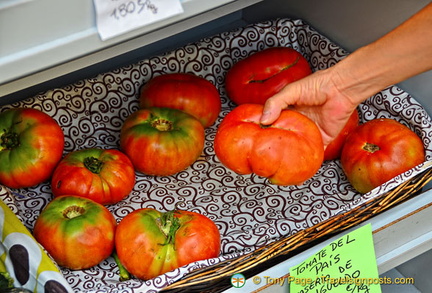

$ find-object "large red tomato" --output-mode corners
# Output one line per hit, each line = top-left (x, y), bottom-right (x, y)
(214, 104), (324, 185)
(120, 107), (205, 176)
(0, 108), (64, 189)
(51, 148), (135, 205)
(33, 195), (117, 270)
(341, 118), (425, 193)
(139, 73), (221, 128)
(225, 47), (312, 105)
(324, 109), (360, 161)
(115, 208), (220, 280)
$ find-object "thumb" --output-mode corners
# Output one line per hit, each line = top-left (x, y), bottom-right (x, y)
(260, 88), (296, 125)
(260, 104), (281, 125)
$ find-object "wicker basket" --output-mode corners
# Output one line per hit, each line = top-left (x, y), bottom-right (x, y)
(163, 165), (432, 292)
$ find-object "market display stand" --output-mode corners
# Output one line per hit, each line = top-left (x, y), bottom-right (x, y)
(0, 0), (432, 292)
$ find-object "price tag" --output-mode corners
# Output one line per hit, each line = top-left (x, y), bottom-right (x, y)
(289, 224), (382, 293)
(93, 0), (184, 41)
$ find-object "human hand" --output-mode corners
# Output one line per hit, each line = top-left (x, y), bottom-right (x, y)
(259, 68), (359, 148)
(260, 2), (432, 149)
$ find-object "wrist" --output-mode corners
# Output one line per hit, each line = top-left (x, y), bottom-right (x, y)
(328, 46), (388, 107)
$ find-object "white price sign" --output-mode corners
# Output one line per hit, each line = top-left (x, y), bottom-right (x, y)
(93, 0), (184, 41)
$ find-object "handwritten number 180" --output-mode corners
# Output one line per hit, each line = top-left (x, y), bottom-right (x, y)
(110, 0), (158, 20)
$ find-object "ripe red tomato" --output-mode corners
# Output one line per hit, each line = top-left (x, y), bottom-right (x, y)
(115, 208), (220, 280)
(341, 118), (425, 193)
(51, 148), (135, 205)
(120, 107), (205, 176)
(225, 47), (312, 105)
(0, 108), (64, 189)
(33, 195), (117, 270)
(214, 104), (324, 185)
(139, 73), (221, 128)
(324, 110), (360, 161)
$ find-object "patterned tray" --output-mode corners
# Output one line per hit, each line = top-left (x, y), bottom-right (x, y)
(1, 18), (431, 293)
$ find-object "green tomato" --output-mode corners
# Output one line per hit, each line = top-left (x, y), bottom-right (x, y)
(0, 108), (64, 189)
(33, 196), (116, 270)
(120, 107), (205, 176)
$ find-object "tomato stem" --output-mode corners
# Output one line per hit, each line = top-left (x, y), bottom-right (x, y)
(363, 142), (380, 153)
(158, 211), (181, 247)
(0, 129), (20, 150)
(151, 118), (173, 132)
(62, 205), (85, 219)
(112, 251), (130, 281)
(84, 157), (104, 174)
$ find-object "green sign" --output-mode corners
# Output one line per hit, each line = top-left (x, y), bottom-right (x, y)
(289, 223), (382, 293)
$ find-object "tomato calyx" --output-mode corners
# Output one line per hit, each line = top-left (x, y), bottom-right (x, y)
(157, 211), (181, 247)
(84, 157), (104, 174)
(63, 205), (85, 219)
(363, 142), (380, 153)
(248, 56), (301, 84)
(151, 118), (173, 132)
(0, 129), (20, 151)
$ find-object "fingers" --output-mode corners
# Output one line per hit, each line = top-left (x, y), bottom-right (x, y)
(260, 100), (282, 125)
(260, 87), (295, 125)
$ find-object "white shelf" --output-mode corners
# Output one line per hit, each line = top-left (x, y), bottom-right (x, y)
(0, 0), (262, 98)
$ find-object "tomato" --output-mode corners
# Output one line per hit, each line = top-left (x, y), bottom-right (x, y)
(0, 108), (64, 189)
(324, 109), (360, 161)
(214, 104), (324, 185)
(33, 195), (117, 270)
(115, 208), (220, 280)
(120, 107), (205, 176)
(225, 47), (312, 105)
(139, 73), (221, 128)
(341, 118), (425, 193)
(51, 148), (135, 205)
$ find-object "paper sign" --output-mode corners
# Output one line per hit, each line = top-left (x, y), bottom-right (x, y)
(93, 0), (184, 41)
(289, 224), (382, 293)
(0, 0), (33, 10)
